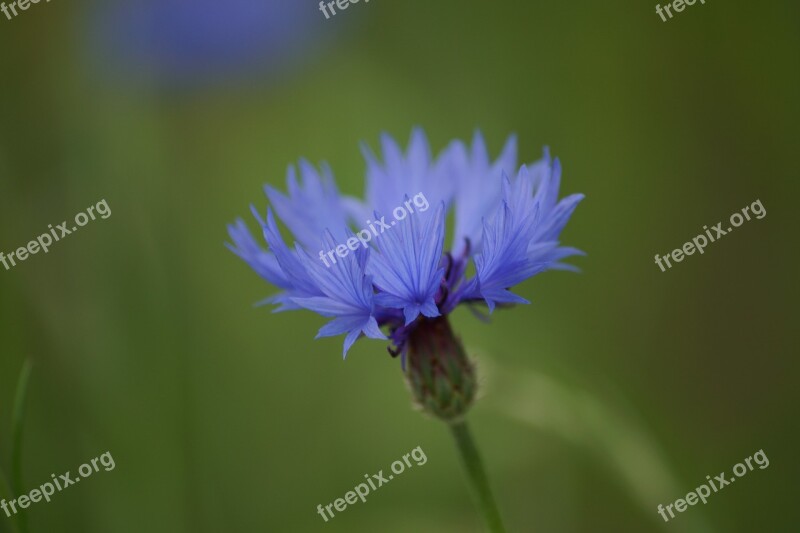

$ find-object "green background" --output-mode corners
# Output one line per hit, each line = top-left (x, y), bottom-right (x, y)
(0, 0), (797, 531)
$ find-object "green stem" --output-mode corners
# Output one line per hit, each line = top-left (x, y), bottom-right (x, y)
(449, 420), (506, 533)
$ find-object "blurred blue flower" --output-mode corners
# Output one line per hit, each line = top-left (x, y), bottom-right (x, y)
(90, 0), (325, 86)
(227, 129), (584, 357)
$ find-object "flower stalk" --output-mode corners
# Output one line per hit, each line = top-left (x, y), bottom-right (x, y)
(450, 421), (506, 533)
(405, 317), (506, 531)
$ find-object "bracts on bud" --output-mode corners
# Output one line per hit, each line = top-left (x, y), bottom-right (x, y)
(404, 316), (476, 422)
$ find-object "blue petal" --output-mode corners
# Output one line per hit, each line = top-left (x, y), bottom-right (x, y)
(311, 315), (385, 359)
(463, 154), (583, 310)
(368, 202), (446, 325)
(353, 129), (455, 225)
(469, 202), (541, 310)
(225, 218), (288, 288)
(481, 289), (530, 313)
(450, 131), (518, 255)
(291, 231), (385, 356)
(264, 160), (350, 250)
(257, 207), (323, 300)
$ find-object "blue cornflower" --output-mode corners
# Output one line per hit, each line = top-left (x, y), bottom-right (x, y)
(226, 130), (582, 527)
(90, 0), (324, 87)
(228, 129), (584, 358)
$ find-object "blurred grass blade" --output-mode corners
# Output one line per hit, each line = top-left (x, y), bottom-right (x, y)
(481, 358), (714, 533)
(10, 359), (32, 533)
(11, 359), (32, 494)
(0, 470), (21, 533)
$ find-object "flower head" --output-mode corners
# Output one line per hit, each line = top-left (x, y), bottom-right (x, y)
(227, 129), (584, 363)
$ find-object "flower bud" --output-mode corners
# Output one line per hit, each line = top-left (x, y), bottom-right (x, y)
(405, 317), (476, 422)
